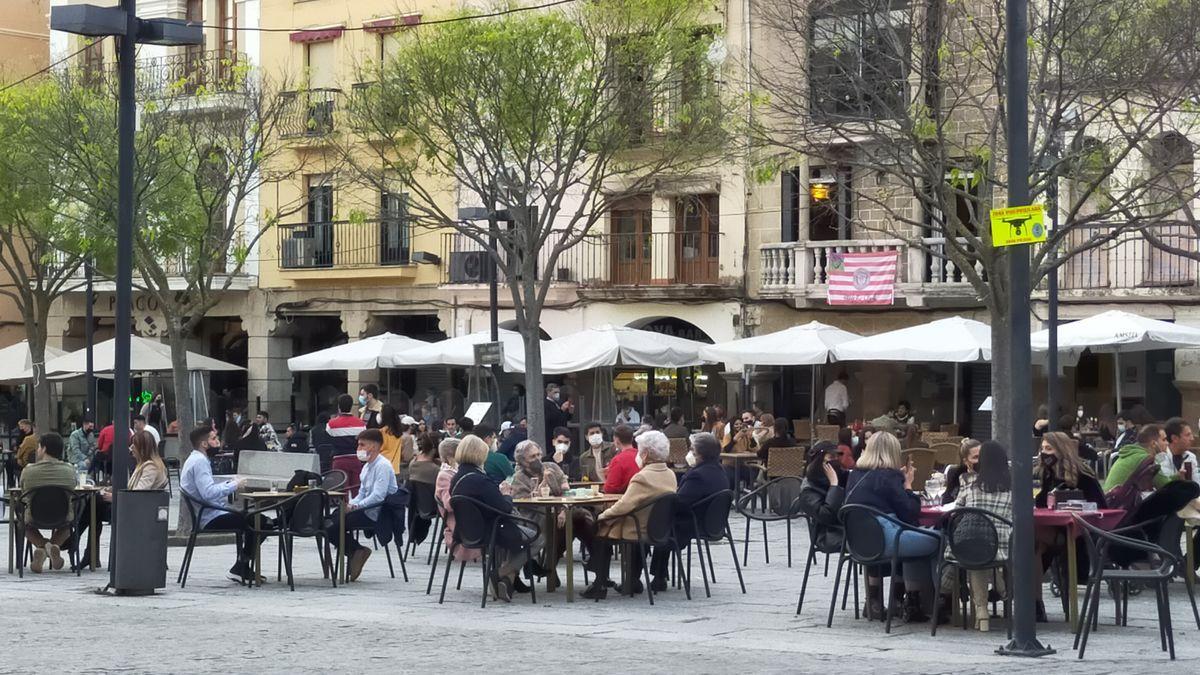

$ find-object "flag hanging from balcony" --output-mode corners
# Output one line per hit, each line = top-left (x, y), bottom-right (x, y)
(827, 251), (898, 306)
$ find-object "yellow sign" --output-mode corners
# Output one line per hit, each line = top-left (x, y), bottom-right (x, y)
(989, 204), (1047, 247)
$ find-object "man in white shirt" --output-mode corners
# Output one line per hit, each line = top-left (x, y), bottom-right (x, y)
(1161, 417), (1200, 484)
(615, 403), (641, 427)
(324, 428), (398, 581)
(180, 426), (256, 581)
(133, 415), (161, 446)
(824, 372), (850, 426)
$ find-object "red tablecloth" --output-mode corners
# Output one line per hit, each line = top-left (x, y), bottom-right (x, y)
(918, 506), (1126, 530)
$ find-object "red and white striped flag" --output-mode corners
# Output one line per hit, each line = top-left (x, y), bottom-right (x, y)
(827, 251), (898, 306)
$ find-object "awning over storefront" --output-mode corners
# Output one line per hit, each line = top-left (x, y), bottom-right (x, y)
(541, 324), (711, 372)
(287, 332), (428, 372)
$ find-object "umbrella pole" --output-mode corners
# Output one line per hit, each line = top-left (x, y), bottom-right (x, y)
(953, 363), (959, 426)
(1114, 352), (1122, 413)
(810, 364), (818, 441)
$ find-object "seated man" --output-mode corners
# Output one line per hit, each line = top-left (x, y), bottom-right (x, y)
(601, 424), (639, 494)
(649, 432), (727, 592)
(19, 433), (77, 573)
(583, 430), (678, 599)
(510, 440), (595, 583)
(179, 425), (256, 582)
(324, 429), (398, 581)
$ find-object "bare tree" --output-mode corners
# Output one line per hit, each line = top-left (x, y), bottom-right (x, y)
(338, 0), (735, 444)
(756, 0), (1200, 439)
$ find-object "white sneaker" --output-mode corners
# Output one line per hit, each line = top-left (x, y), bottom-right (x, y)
(30, 547), (46, 573)
(47, 544), (64, 571)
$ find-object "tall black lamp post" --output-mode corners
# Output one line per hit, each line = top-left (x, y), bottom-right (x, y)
(51, 1), (202, 591)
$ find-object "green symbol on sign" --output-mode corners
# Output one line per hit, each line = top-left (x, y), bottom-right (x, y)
(1032, 223), (1045, 238)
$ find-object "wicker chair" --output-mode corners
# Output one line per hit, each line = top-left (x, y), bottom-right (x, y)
(815, 425), (840, 442)
(930, 443), (961, 469)
(901, 448), (937, 488)
(793, 419), (812, 442)
(667, 438), (689, 468)
(940, 424), (960, 435)
(766, 446), (807, 479)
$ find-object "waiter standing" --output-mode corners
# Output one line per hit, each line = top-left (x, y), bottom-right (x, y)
(824, 371), (850, 426)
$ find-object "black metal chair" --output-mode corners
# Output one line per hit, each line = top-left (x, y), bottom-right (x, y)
(320, 469), (347, 491)
(735, 476), (805, 567)
(592, 493), (681, 606)
(931, 507), (1013, 637)
(356, 488), (410, 583)
(830, 504), (942, 634)
(178, 490), (275, 588)
(406, 480), (441, 563)
(13, 486), (85, 578)
(796, 513), (844, 617)
(442, 495), (541, 608)
(1073, 513), (1195, 660)
(687, 489), (744, 598)
(274, 489), (335, 590)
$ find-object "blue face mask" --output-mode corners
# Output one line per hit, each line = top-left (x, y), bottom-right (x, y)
(358, 395), (367, 406)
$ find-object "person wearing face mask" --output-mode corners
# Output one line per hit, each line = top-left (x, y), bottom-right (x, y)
(646, 432), (727, 593)
(942, 438), (982, 504)
(582, 430), (678, 599)
(579, 423), (616, 482)
(181, 426), (257, 581)
(601, 425), (639, 494)
(1112, 410), (1138, 450)
(324, 429), (398, 581)
(357, 384), (383, 429)
(543, 384), (574, 447)
(835, 426), (859, 469)
(509, 439), (595, 587)
(547, 426), (578, 479)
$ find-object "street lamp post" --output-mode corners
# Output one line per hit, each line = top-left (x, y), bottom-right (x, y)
(998, 0), (1053, 657)
(51, 1), (202, 592)
(85, 257), (96, 421)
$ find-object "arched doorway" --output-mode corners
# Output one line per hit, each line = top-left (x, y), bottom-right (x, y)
(608, 317), (721, 427)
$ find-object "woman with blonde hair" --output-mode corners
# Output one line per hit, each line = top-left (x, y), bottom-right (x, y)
(434, 437), (480, 565)
(844, 431), (945, 623)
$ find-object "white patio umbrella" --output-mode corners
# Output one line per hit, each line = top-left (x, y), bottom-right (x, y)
(540, 324), (711, 373)
(1031, 309), (1200, 411)
(379, 329), (532, 372)
(833, 316), (993, 424)
(41, 335), (244, 376)
(0, 340), (68, 383)
(700, 321), (862, 429)
(287, 332), (427, 372)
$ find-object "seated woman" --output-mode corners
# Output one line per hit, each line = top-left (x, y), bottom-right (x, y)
(1034, 431), (1106, 620)
(434, 438), (480, 564)
(510, 439), (595, 582)
(755, 417), (794, 463)
(450, 435), (542, 601)
(75, 430), (167, 571)
(951, 440), (1012, 632)
(835, 427), (859, 470)
(844, 431), (946, 623)
(942, 438), (982, 505)
(798, 441), (847, 556)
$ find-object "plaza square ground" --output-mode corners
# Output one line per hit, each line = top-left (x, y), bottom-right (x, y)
(1, 511), (1199, 674)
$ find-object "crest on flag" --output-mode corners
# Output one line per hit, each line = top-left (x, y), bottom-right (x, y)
(827, 251), (898, 305)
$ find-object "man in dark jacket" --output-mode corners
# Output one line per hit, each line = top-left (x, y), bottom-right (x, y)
(543, 383), (573, 447)
(648, 432), (727, 592)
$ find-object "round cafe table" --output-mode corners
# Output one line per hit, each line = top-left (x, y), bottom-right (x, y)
(513, 493), (619, 602)
(919, 505), (1125, 628)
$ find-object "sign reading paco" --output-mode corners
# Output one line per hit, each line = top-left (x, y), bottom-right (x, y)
(989, 204), (1047, 247)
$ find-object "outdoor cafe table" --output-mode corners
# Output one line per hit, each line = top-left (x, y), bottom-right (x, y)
(721, 452), (759, 494)
(241, 490), (347, 586)
(513, 493), (619, 602)
(7, 485), (102, 574)
(919, 505), (1125, 629)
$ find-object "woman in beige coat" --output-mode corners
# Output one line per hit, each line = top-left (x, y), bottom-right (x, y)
(582, 430), (677, 599)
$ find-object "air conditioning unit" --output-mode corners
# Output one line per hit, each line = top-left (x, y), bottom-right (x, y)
(449, 250), (493, 283)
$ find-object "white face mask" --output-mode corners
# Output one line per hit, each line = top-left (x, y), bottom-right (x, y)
(356, 450), (369, 462)
(635, 452), (645, 469)
(685, 450), (697, 467)
(555, 442), (569, 454)
(588, 433), (603, 446)
(1117, 423), (1127, 433)
(850, 435), (860, 447)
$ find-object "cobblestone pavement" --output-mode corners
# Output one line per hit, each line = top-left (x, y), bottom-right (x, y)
(2, 514), (1198, 674)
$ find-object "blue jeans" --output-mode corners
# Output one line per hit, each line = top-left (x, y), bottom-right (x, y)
(878, 517), (940, 590)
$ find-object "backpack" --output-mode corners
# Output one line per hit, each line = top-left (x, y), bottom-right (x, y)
(1104, 455), (1158, 526)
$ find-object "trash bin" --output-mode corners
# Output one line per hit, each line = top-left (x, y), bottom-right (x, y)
(112, 489), (170, 594)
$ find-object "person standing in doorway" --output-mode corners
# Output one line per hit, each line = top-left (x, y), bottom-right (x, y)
(824, 371), (850, 426)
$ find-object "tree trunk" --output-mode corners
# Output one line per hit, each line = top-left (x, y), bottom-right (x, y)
(27, 302), (52, 431)
(522, 316), (547, 451)
(167, 317), (197, 440)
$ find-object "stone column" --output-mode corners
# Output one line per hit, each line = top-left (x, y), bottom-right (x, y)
(719, 370), (745, 414)
(748, 367), (780, 414)
(244, 311), (293, 423)
(1175, 348), (1200, 425)
(340, 309), (377, 399)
